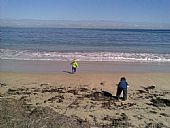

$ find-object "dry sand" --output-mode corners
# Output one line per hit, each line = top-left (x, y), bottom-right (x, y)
(0, 71), (170, 127)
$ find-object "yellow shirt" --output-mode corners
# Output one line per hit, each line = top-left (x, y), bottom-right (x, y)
(71, 61), (78, 68)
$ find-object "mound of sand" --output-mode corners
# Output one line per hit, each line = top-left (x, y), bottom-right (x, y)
(0, 98), (90, 128)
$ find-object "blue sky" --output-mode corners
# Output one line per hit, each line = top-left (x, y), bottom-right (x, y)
(1, 0), (170, 24)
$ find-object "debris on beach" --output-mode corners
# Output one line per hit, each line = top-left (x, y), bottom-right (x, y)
(1, 85), (170, 127)
(47, 95), (64, 103)
(7, 88), (31, 95)
(111, 113), (133, 128)
(143, 85), (155, 91)
(145, 122), (166, 128)
(150, 97), (170, 107)
(0, 82), (7, 87)
(0, 98), (90, 128)
(160, 113), (169, 117)
(40, 83), (49, 87)
(89, 91), (113, 101)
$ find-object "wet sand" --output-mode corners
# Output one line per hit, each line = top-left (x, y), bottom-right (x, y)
(1, 59), (170, 73)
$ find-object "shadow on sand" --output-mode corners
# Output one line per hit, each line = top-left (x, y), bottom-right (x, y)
(63, 71), (73, 74)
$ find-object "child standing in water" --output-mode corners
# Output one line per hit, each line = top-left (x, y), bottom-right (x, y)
(70, 59), (79, 73)
(116, 77), (129, 100)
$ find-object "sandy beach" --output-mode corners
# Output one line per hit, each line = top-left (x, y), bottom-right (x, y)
(0, 61), (170, 127)
(1, 0), (170, 127)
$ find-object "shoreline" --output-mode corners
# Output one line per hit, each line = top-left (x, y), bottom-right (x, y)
(1, 59), (170, 73)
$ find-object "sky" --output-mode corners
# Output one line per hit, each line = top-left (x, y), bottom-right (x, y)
(1, 0), (170, 24)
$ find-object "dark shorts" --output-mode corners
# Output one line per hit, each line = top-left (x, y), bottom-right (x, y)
(72, 67), (77, 73)
(116, 87), (127, 100)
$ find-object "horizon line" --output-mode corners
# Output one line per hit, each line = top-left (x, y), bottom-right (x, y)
(1, 18), (170, 29)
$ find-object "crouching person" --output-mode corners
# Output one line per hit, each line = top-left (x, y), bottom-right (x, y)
(116, 77), (128, 101)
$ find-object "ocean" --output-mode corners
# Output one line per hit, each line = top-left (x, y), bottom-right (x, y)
(0, 27), (170, 63)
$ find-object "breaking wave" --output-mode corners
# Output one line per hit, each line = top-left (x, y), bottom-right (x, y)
(0, 49), (170, 63)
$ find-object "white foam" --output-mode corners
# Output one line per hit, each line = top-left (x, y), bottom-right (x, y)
(0, 49), (170, 63)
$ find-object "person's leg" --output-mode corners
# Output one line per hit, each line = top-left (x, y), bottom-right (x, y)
(73, 67), (77, 73)
(116, 87), (122, 100)
(72, 67), (75, 73)
(123, 88), (127, 100)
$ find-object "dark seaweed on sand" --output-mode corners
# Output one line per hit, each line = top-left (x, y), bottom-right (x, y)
(0, 98), (90, 128)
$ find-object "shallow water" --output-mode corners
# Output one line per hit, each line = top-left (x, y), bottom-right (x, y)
(1, 28), (170, 62)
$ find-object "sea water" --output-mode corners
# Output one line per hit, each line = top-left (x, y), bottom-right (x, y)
(1, 27), (170, 63)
